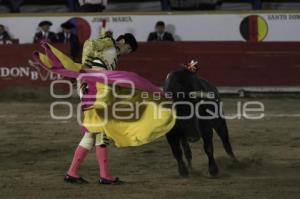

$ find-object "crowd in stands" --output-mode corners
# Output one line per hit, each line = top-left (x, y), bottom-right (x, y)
(0, 0), (268, 13)
(0, 20), (81, 59)
(0, 19), (175, 44)
(32, 20), (80, 59)
(0, 0), (108, 13)
(0, 19), (175, 60)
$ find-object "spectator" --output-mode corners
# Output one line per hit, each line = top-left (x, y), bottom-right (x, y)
(57, 21), (80, 60)
(252, 0), (262, 10)
(78, 0), (107, 12)
(33, 21), (57, 43)
(161, 0), (171, 11)
(68, 0), (80, 12)
(147, 21), (175, 42)
(0, 24), (12, 44)
(168, 0), (222, 10)
(1, 0), (23, 13)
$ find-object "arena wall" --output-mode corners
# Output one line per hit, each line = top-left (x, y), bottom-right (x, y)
(0, 42), (299, 90)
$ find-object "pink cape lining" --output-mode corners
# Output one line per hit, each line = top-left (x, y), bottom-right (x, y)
(32, 42), (169, 135)
(32, 42), (164, 95)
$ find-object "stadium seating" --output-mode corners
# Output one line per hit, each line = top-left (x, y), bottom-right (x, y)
(1, 0), (300, 13)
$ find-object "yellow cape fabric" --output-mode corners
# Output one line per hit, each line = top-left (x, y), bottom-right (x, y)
(37, 44), (82, 71)
(37, 44), (176, 147)
(82, 83), (176, 147)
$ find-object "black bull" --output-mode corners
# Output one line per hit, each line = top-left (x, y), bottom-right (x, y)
(164, 68), (236, 177)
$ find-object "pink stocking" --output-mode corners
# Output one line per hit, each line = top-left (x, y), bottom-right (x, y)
(67, 145), (89, 177)
(96, 146), (115, 180)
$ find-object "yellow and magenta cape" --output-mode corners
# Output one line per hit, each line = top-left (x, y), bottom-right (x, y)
(33, 42), (176, 147)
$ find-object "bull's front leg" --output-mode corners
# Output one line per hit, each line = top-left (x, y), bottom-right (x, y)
(166, 128), (189, 177)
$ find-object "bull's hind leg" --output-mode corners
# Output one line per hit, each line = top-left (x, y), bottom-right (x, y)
(202, 127), (219, 176)
(166, 129), (189, 177)
(180, 137), (192, 170)
(214, 118), (237, 161)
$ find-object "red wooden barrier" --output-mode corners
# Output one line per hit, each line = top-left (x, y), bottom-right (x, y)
(118, 42), (300, 86)
(0, 44), (70, 90)
(0, 42), (300, 90)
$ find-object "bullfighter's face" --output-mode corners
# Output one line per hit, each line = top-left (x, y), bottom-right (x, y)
(116, 39), (132, 55)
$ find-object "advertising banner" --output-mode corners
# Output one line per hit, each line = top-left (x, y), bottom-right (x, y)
(0, 44), (69, 90)
(0, 12), (300, 43)
(1, 42), (300, 90)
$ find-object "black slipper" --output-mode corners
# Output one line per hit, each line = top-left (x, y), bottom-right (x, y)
(98, 177), (124, 185)
(64, 174), (89, 184)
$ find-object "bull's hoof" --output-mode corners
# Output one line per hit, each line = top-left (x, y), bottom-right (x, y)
(187, 136), (200, 143)
(230, 154), (239, 163)
(178, 162), (189, 177)
(209, 162), (219, 177)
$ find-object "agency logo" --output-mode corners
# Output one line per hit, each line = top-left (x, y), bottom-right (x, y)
(240, 15), (268, 42)
(50, 73), (265, 124)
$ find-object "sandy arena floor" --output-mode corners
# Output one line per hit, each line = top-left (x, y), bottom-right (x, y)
(0, 98), (299, 199)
